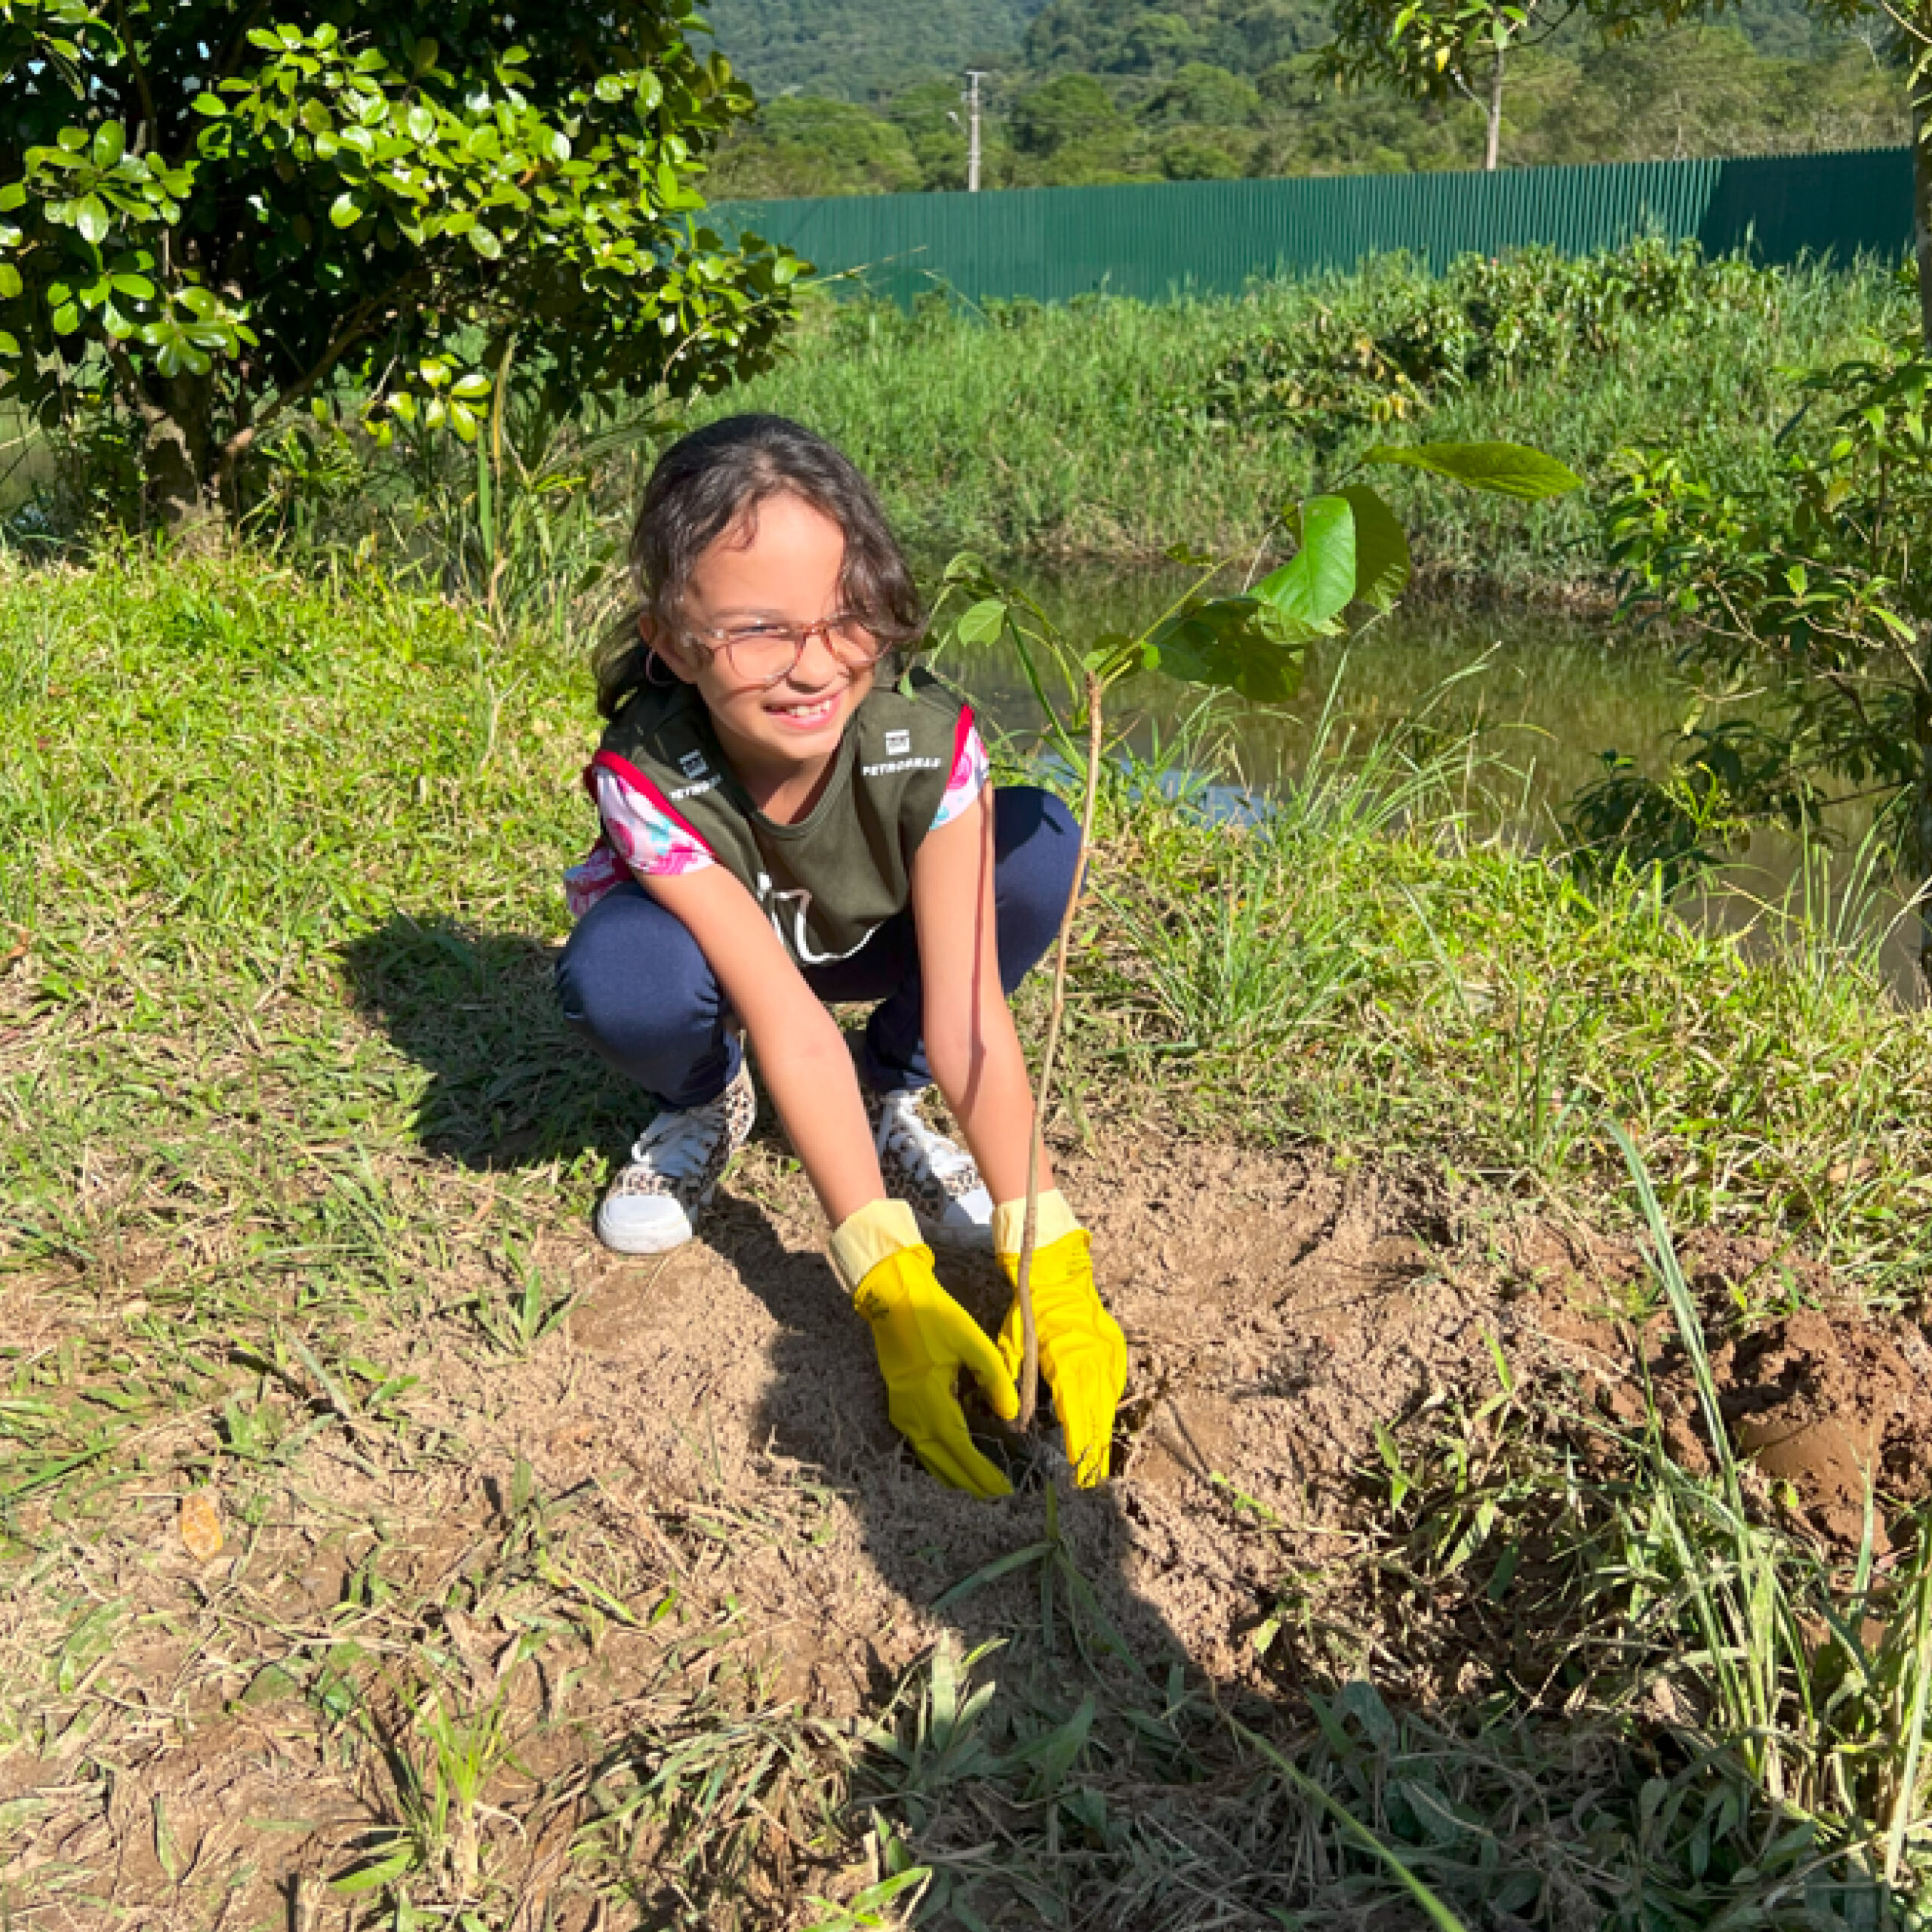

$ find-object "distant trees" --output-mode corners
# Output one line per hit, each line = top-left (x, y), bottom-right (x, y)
(709, 99), (924, 198)
(700, 0), (1910, 198)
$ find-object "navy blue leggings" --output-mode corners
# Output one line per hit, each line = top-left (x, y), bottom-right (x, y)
(555, 786), (1080, 1109)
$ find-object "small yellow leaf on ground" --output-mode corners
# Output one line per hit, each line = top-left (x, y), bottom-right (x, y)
(179, 1489), (223, 1561)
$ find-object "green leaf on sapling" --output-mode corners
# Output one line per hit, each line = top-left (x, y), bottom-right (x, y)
(1257, 493), (1355, 628)
(91, 122), (126, 169)
(1336, 484), (1411, 612)
(328, 192), (361, 229)
(74, 195), (109, 245)
(1147, 596), (1311, 706)
(955, 597), (1008, 645)
(1364, 441), (1583, 500)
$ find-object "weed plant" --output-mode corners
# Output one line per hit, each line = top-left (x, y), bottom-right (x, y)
(6, 548), (1932, 1923)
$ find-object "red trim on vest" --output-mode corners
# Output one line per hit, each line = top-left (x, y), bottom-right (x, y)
(589, 749), (715, 856)
(949, 703), (976, 786)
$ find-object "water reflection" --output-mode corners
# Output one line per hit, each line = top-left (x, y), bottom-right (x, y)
(930, 565), (1925, 1003)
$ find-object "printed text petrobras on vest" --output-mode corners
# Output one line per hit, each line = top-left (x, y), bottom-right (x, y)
(860, 756), (944, 779)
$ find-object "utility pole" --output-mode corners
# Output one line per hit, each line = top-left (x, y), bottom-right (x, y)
(964, 69), (986, 192)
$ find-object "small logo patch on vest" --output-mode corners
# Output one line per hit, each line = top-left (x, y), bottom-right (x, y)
(884, 729), (911, 757)
(678, 750), (710, 780)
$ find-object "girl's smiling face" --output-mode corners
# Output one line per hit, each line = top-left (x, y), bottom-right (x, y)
(659, 491), (877, 784)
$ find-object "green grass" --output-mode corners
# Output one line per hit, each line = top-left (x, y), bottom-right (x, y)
(696, 254), (1912, 590)
(1027, 707), (1932, 1302)
(5, 546), (1932, 1926)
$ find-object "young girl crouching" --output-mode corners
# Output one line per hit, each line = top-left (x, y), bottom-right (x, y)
(555, 414), (1125, 1497)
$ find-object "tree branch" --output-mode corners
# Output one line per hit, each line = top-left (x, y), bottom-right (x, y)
(105, 339), (164, 427)
(217, 304), (382, 475)
(215, 258), (441, 490)
(109, 0), (158, 154)
(214, 2), (275, 85)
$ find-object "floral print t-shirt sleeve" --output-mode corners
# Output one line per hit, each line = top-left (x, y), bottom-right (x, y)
(930, 714), (990, 832)
(563, 761), (715, 918)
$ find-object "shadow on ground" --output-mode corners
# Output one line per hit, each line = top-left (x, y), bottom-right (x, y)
(340, 912), (641, 1171)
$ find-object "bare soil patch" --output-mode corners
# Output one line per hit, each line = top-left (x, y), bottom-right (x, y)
(472, 1126), (1932, 1697)
(11, 1120), (1931, 1927)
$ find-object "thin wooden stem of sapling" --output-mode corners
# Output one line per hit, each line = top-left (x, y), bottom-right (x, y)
(1013, 669), (1105, 1432)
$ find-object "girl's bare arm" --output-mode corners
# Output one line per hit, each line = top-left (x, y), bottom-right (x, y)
(641, 866), (884, 1228)
(910, 787), (1053, 1208)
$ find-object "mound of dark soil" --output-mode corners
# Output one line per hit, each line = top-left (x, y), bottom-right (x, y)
(1521, 1234), (1932, 1552)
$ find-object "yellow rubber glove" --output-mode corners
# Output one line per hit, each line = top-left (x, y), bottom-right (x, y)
(835, 1200), (1019, 1499)
(993, 1192), (1128, 1487)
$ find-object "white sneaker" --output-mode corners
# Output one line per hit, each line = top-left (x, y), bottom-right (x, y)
(596, 1057), (755, 1255)
(864, 1084), (995, 1250)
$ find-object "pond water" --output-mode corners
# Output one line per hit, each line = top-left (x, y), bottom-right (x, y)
(933, 562), (1927, 1004)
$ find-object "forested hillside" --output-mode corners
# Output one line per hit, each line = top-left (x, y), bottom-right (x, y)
(698, 0), (1908, 195)
(700, 0), (1049, 102)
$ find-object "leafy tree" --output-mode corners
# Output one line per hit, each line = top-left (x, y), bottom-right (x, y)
(1506, 26), (1907, 165)
(1008, 72), (1132, 154)
(710, 97), (924, 199)
(0, 2), (800, 531)
(1582, 334), (1932, 968)
(1256, 54), (1470, 171)
(1328, 0), (1651, 170)
(1328, 0), (1925, 195)
(1149, 60), (1266, 124)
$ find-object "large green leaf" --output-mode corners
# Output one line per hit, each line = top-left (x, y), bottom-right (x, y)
(1364, 441), (1583, 500)
(1256, 492), (1355, 627)
(954, 596), (1007, 645)
(1336, 484), (1411, 612)
(1148, 596), (1311, 705)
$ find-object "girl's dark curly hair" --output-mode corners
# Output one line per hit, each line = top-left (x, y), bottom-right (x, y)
(595, 414), (925, 720)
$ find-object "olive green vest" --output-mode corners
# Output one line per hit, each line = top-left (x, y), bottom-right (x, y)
(594, 669), (968, 968)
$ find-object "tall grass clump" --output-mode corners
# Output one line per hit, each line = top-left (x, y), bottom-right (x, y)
(1302, 1129), (1932, 1925)
(697, 246), (1912, 589)
(1049, 711), (1932, 1302)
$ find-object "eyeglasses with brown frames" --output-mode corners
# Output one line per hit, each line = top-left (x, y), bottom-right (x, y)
(678, 614), (893, 691)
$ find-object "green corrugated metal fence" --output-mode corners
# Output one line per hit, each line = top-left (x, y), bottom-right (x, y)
(712, 147), (1914, 306)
